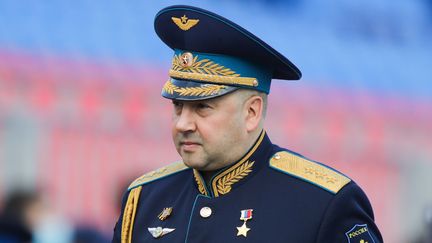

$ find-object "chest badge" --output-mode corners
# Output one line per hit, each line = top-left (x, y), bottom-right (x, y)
(236, 209), (253, 237)
(158, 207), (173, 221)
(345, 224), (374, 243)
(148, 227), (175, 238)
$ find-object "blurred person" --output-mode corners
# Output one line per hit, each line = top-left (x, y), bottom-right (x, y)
(0, 189), (76, 243)
(113, 5), (383, 242)
(0, 189), (108, 243)
(0, 190), (42, 242)
(32, 212), (74, 243)
(411, 205), (432, 243)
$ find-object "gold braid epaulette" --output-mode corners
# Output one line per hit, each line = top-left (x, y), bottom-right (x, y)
(121, 162), (189, 242)
(121, 186), (142, 243)
(128, 162), (189, 190)
(269, 151), (351, 194)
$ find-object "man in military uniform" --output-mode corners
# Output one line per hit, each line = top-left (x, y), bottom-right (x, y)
(113, 5), (383, 243)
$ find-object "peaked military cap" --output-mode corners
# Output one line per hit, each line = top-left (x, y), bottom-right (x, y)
(155, 5), (302, 100)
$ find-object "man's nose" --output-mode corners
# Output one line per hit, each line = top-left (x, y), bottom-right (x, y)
(175, 107), (196, 132)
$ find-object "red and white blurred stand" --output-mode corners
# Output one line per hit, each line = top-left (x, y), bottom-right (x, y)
(0, 50), (431, 242)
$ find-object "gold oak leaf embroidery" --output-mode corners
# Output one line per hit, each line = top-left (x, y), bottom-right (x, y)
(163, 81), (226, 97)
(175, 85), (224, 96)
(162, 80), (176, 94)
(216, 161), (255, 195)
(172, 55), (239, 77)
(193, 170), (207, 195)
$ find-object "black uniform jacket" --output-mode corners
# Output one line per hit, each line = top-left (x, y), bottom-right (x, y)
(113, 131), (383, 242)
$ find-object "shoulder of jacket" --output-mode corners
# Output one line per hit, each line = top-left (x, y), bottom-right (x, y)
(128, 161), (190, 191)
(269, 151), (351, 194)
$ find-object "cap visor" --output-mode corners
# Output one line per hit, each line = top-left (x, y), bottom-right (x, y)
(161, 78), (239, 101)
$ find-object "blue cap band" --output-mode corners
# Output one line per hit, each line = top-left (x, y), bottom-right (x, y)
(169, 49), (273, 94)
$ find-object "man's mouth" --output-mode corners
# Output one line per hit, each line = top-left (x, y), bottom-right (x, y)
(179, 141), (201, 152)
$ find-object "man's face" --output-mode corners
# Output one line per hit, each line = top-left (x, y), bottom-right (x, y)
(171, 91), (248, 171)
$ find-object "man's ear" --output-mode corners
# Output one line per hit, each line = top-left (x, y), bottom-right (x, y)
(244, 95), (263, 132)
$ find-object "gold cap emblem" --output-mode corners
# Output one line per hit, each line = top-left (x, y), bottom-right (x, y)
(171, 15), (199, 31)
(179, 52), (194, 68)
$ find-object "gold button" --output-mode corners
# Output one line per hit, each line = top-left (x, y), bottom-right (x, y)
(200, 207), (212, 218)
(274, 154), (281, 160)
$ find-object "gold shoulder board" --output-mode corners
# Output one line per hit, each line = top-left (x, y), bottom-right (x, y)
(128, 161), (189, 190)
(269, 151), (351, 194)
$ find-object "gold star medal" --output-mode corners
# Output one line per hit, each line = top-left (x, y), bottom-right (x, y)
(236, 209), (253, 237)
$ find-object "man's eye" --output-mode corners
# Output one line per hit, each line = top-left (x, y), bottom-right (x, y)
(197, 103), (211, 109)
(172, 101), (183, 108)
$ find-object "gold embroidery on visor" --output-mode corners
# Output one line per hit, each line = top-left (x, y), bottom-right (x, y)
(163, 80), (227, 97)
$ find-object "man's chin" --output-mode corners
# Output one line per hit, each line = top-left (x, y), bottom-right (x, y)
(181, 157), (207, 170)
(182, 160), (201, 169)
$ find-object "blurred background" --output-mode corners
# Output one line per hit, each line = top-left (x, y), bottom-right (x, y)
(0, 0), (431, 242)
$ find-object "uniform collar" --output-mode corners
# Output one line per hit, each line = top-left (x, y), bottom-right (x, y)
(192, 130), (271, 197)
